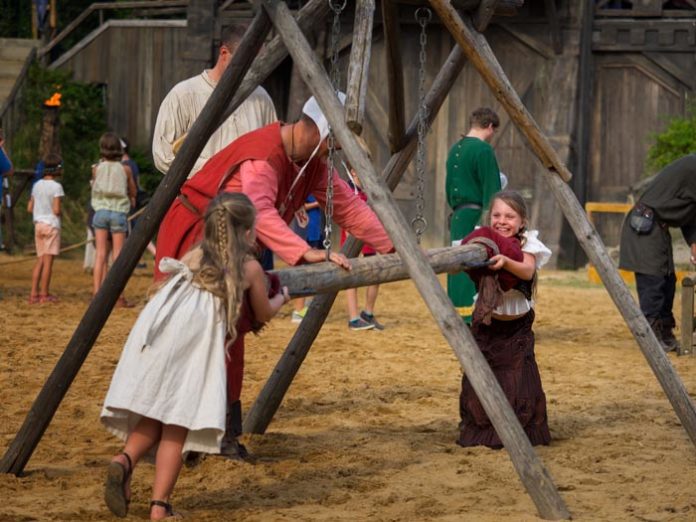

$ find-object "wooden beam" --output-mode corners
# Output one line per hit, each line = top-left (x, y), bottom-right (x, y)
(543, 0), (563, 54)
(433, 0), (696, 453)
(0, 9), (273, 476)
(257, 2), (570, 519)
(429, 0), (572, 182)
(473, 0), (500, 32)
(381, 0), (406, 152)
(345, 0), (375, 135)
(275, 244), (487, 297)
(244, 44), (467, 435)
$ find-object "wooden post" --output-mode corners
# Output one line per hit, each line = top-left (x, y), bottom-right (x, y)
(381, 0), (406, 152)
(344, 0), (375, 135)
(429, 3), (696, 450)
(680, 277), (694, 356)
(0, 10), (272, 476)
(258, 2), (570, 519)
(244, 44), (467, 435)
(274, 244), (487, 297)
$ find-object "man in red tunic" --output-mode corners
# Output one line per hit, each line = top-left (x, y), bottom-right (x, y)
(156, 96), (394, 460)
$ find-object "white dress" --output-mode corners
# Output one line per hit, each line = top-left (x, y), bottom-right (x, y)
(101, 258), (227, 455)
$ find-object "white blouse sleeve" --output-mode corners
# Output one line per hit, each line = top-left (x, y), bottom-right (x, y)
(522, 230), (552, 269)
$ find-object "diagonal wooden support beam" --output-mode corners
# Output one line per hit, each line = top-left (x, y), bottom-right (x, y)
(275, 244), (487, 297)
(473, 0), (500, 32)
(430, 0), (571, 182)
(256, 1), (570, 519)
(381, 0), (407, 152)
(345, 0), (375, 135)
(244, 44), (467, 435)
(0, 10), (273, 476)
(430, 0), (696, 450)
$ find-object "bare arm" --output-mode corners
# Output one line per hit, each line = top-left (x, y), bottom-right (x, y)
(123, 164), (137, 207)
(52, 196), (62, 217)
(245, 259), (289, 323)
(27, 196), (34, 213)
(489, 251), (536, 281)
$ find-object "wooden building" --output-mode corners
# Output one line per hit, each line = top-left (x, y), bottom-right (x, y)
(48, 0), (696, 267)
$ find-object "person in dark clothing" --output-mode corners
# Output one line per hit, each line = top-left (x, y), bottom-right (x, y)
(619, 154), (696, 352)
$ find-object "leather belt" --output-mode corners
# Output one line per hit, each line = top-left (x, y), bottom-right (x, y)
(177, 194), (203, 217)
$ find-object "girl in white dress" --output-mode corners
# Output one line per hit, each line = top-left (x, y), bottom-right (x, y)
(101, 192), (290, 520)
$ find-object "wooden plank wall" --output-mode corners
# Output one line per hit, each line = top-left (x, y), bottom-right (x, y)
(56, 21), (189, 151)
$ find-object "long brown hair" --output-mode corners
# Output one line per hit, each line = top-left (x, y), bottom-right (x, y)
(194, 192), (257, 343)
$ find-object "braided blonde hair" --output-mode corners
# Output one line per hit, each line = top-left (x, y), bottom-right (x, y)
(194, 192), (257, 343)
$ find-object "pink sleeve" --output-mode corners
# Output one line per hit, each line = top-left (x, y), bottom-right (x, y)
(314, 170), (394, 254)
(232, 160), (310, 266)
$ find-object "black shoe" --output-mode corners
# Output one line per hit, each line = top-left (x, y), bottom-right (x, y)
(661, 327), (680, 353)
(183, 451), (203, 468)
(220, 438), (257, 464)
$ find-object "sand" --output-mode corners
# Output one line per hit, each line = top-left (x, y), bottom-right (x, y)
(1, 253), (695, 521)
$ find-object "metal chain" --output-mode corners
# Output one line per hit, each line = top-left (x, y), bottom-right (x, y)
(412, 7), (431, 244)
(322, 0), (346, 257)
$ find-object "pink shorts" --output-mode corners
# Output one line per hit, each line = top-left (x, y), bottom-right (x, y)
(35, 222), (61, 257)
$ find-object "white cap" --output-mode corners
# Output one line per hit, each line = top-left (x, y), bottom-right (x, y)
(302, 92), (347, 141)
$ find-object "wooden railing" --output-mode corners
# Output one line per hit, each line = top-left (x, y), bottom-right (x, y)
(0, 47), (38, 152)
(38, 0), (189, 60)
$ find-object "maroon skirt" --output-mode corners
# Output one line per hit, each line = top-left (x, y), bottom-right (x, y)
(457, 310), (551, 449)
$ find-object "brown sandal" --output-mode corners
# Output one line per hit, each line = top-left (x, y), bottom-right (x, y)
(104, 452), (132, 518)
(150, 499), (183, 520)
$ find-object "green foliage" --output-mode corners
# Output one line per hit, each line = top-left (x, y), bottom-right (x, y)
(646, 103), (696, 175)
(9, 63), (106, 249)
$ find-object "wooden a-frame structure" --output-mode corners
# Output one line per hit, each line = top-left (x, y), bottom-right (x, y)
(3, 1), (696, 519)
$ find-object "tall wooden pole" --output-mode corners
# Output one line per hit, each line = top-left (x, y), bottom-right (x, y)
(244, 44), (468, 435)
(381, 0), (406, 152)
(257, 1), (570, 519)
(344, 0), (375, 135)
(429, 0), (696, 449)
(0, 10), (273, 476)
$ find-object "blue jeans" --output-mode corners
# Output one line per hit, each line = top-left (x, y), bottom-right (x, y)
(93, 209), (128, 233)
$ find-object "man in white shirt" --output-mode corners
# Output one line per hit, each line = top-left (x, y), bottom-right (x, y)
(152, 23), (277, 178)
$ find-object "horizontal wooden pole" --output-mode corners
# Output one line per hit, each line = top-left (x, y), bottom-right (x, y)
(273, 244), (487, 297)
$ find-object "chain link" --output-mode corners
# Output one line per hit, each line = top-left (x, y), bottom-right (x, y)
(322, 0), (346, 256)
(412, 8), (431, 244)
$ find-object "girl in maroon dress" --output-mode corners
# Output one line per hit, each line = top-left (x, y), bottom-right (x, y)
(457, 191), (552, 449)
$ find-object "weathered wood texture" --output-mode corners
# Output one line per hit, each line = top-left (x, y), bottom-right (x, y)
(435, 4), (696, 453)
(244, 44), (468, 436)
(258, 1), (570, 519)
(681, 277), (695, 357)
(53, 20), (188, 149)
(274, 244), (487, 297)
(0, 11), (273, 476)
(344, 0), (375, 134)
(381, 0), (406, 152)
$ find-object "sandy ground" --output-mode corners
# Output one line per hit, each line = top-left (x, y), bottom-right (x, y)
(1, 253), (696, 521)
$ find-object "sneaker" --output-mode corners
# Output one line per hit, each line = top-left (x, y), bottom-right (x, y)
(291, 306), (308, 324)
(360, 311), (384, 330)
(348, 317), (375, 330)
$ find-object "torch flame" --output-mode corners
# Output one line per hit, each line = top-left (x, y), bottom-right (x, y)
(44, 92), (62, 107)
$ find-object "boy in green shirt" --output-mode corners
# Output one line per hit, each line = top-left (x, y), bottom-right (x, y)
(446, 107), (501, 323)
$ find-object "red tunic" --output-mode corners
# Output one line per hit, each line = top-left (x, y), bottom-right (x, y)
(155, 122), (393, 278)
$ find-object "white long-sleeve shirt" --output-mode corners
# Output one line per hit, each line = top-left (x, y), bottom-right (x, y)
(152, 70), (277, 178)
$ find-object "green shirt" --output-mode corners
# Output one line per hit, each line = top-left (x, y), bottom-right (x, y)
(445, 137), (501, 211)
